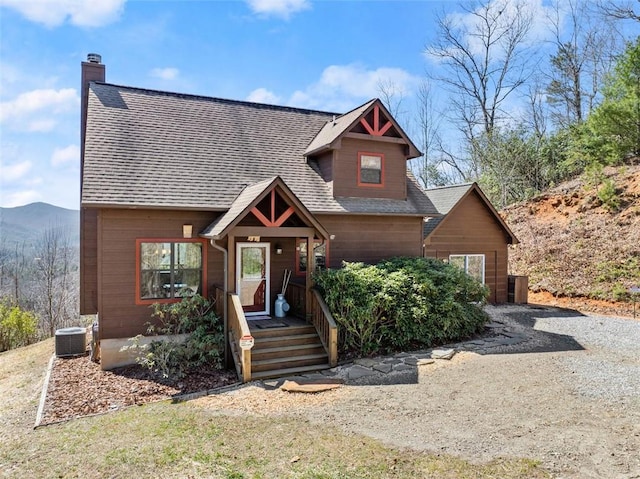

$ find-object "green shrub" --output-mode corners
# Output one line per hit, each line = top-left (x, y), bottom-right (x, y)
(124, 294), (224, 379)
(0, 299), (38, 352)
(314, 257), (489, 357)
(597, 178), (620, 211)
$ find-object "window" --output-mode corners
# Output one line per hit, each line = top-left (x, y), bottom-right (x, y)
(296, 239), (328, 276)
(358, 152), (384, 186)
(137, 239), (206, 303)
(449, 254), (485, 284)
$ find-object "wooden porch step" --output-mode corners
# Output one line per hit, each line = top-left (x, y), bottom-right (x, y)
(251, 353), (329, 373)
(251, 343), (326, 361)
(250, 363), (332, 380)
(252, 333), (320, 349)
(250, 324), (316, 339)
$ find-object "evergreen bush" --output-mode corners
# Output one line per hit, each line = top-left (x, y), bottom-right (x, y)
(125, 294), (224, 379)
(314, 257), (489, 357)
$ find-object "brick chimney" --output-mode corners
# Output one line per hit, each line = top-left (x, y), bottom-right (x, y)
(79, 53), (105, 317)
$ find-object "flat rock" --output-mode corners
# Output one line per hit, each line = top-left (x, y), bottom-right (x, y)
(280, 379), (343, 393)
(354, 358), (378, 368)
(417, 358), (435, 366)
(373, 363), (393, 374)
(393, 364), (414, 372)
(431, 348), (456, 360)
(348, 365), (377, 380)
(403, 357), (419, 366)
(382, 358), (402, 365)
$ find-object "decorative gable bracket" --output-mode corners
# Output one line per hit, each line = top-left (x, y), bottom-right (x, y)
(360, 105), (392, 137)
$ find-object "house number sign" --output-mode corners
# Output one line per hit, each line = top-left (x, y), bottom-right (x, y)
(239, 335), (255, 350)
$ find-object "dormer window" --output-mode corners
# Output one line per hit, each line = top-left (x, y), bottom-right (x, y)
(358, 152), (384, 187)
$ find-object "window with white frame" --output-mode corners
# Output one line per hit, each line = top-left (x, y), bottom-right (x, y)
(449, 254), (485, 284)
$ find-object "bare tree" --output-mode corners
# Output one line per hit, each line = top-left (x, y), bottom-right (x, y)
(2, 242), (30, 306)
(376, 78), (409, 127)
(546, 0), (620, 128)
(426, 0), (534, 142)
(34, 225), (77, 337)
(410, 80), (448, 188)
(597, 0), (640, 21)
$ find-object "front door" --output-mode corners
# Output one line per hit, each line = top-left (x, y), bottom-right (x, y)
(236, 242), (270, 315)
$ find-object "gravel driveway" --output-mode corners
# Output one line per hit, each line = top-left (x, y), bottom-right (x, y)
(196, 304), (640, 478)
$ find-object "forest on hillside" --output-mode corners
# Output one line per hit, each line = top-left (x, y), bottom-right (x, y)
(397, 0), (639, 209)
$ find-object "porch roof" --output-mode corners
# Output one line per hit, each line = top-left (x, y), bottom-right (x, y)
(200, 176), (330, 240)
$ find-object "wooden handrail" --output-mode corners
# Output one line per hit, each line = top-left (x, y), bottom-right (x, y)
(310, 288), (338, 367)
(227, 293), (253, 382)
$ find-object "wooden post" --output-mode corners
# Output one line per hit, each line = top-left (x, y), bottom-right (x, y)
(305, 235), (315, 320)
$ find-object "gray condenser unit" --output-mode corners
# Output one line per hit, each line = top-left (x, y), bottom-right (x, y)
(55, 327), (87, 357)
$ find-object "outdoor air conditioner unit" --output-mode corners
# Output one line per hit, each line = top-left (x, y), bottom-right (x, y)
(55, 327), (87, 357)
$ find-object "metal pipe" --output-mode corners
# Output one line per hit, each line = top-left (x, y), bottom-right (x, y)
(209, 239), (228, 365)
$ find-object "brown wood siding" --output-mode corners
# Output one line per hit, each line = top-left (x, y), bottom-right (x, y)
(333, 138), (407, 200)
(97, 209), (224, 340)
(317, 214), (423, 266)
(80, 207), (98, 314)
(313, 151), (334, 183)
(423, 191), (510, 303)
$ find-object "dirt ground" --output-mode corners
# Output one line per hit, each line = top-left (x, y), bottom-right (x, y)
(194, 305), (640, 479)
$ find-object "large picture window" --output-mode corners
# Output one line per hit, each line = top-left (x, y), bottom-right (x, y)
(358, 152), (384, 186)
(137, 239), (205, 303)
(449, 254), (485, 284)
(296, 239), (328, 276)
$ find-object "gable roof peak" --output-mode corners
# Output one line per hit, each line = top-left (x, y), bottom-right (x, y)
(304, 97), (420, 158)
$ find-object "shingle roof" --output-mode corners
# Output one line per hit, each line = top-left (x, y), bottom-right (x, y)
(422, 182), (518, 244)
(304, 99), (376, 155)
(82, 83), (436, 215)
(425, 183), (474, 214)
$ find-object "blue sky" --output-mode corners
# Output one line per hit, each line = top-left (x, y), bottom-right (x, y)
(1, 0), (634, 210)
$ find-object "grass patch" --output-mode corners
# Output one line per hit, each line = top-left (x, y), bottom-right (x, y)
(0, 340), (549, 479)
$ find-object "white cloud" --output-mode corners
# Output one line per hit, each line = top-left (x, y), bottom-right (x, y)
(0, 88), (79, 132)
(0, 0), (126, 27)
(437, 0), (555, 59)
(150, 67), (179, 81)
(246, 0), (310, 19)
(0, 161), (32, 183)
(288, 64), (419, 112)
(51, 144), (79, 167)
(246, 88), (281, 105)
(27, 119), (58, 132)
(1, 190), (41, 207)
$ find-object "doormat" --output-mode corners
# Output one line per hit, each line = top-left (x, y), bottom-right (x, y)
(254, 321), (289, 329)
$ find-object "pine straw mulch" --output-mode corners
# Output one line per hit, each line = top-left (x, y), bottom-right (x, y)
(39, 354), (238, 426)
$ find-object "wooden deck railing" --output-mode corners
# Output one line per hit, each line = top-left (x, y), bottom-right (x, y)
(228, 293), (253, 382)
(285, 281), (306, 318)
(310, 288), (338, 367)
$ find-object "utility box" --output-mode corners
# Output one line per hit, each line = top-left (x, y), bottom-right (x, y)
(508, 275), (528, 304)
(55, 327), (87, 357)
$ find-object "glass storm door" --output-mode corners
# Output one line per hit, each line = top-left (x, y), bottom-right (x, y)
(236, 243), (270, 315)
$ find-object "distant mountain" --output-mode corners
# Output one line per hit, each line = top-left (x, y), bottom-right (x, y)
(0, 202), (79, 249)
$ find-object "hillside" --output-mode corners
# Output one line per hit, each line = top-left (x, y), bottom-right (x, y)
(0, 202), (79, 248)
(503, 165), (640, 317)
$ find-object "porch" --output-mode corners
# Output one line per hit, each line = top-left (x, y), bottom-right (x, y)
(213, 282), (338, 381)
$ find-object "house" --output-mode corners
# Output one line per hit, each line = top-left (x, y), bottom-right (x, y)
(422, 183), (519, 304)
(79, 54), (517, 378)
